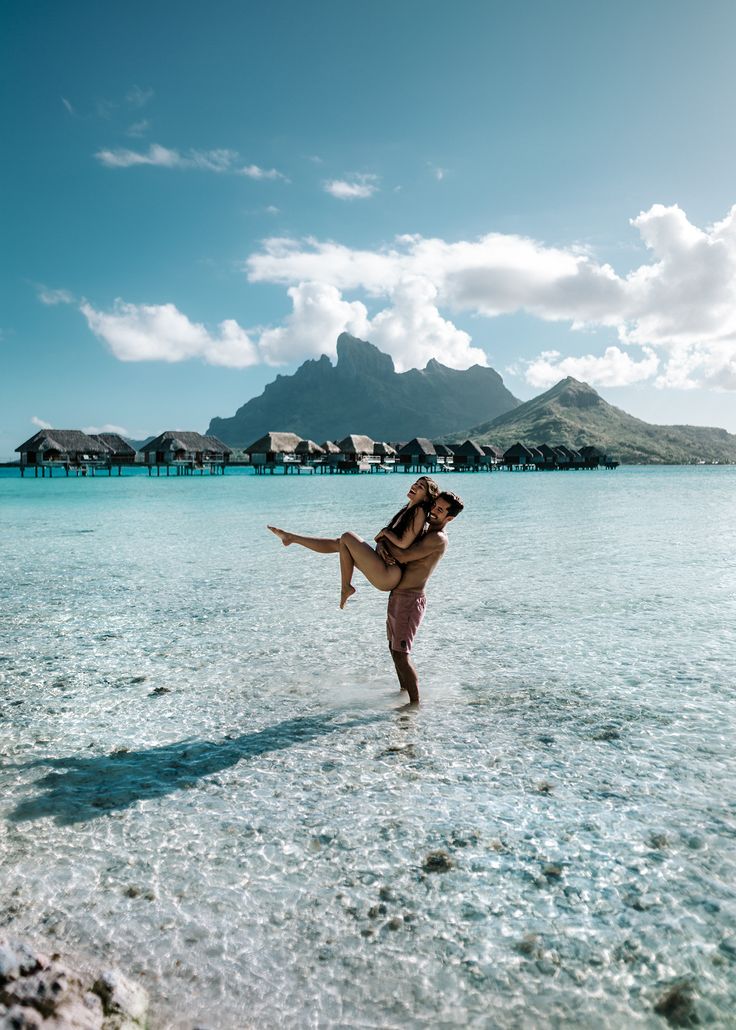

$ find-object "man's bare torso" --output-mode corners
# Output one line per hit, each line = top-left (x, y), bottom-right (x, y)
(393, 529), (448, 592)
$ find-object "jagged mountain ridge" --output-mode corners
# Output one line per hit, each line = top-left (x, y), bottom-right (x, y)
(463, 377), (736, 464)
(207, 333), (520, 445)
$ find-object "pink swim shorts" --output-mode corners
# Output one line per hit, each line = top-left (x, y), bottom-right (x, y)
(386, 589), (427, 654)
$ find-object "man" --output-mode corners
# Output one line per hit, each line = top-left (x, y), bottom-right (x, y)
(377, 490), (464, 705)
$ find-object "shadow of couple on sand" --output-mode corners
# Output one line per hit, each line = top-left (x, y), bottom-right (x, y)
(4, 711), (386, 827)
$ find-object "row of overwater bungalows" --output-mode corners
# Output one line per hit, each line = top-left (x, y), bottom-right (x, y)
(244, 433), (618, 471)
(14, 428), (618, 473)
(15, 430), (233, 471)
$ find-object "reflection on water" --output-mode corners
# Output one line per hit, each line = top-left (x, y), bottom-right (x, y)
(1, 468), (735, 1027)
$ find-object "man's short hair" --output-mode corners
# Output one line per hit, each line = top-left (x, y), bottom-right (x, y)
(438, 490), (464, 517)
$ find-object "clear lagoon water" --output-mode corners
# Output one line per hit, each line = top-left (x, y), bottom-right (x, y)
(1, 466), (735, 1028)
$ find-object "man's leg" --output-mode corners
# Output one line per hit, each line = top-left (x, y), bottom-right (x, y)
(268, 526), (339, 553)
(391, 649), (419, 705)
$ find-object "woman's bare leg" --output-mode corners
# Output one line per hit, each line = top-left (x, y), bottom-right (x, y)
(268, 526), (339, 553)
(339, 538), (356, 609)
(339, 532), (402, 598)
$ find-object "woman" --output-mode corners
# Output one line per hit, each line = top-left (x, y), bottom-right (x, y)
(268, 476), (439, 608)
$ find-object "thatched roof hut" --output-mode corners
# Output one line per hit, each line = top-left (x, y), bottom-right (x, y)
(15, 430), (108, 466)
(245, 432), (301, 453)
(294, 439), (324, 461)
(433, 443), (454, 458)
(337, 434), (375, 458)
(536, 444), (558, 465)
(503, 442), (535, 466)
(481, 445), (504, 460)
(456, 439), (484, 457)
(142, 431), (233, 464)
(397, 438), (437, 467)
(320, 440), (341, 454)
(91, 433), (137, 464)
(373, 441), (397, 457)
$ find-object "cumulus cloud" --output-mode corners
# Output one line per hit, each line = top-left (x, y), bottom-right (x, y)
(323, 175), (379, 200)
(368, 278), (486, 371)
(95, 144), (287, 180)
(259, 282), (368, 364)
(521, 346), (659, 389)
(31, 416), (52, 429)
(245, 203), (736, 387)
(80, 300), (260, 368)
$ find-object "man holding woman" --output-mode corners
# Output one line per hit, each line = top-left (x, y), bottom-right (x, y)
(268, 480), (464, 704)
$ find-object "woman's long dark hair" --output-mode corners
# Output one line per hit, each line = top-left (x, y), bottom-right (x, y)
(383, 477), (439, 538)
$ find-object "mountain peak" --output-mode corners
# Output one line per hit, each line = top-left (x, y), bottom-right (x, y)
(335, 333), (394, 377)
(543, 377), (603, 409)
(206, 333), (519, 443)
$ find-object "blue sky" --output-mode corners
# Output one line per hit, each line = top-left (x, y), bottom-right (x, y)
(3, 0), (736, 458)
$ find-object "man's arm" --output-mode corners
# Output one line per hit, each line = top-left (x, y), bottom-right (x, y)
(380, 531), (447, 564)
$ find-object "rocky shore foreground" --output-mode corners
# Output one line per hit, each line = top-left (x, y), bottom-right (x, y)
(0, 938), (148, 1030)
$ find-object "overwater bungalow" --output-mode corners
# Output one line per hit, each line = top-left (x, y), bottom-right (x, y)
(481, 445), (504, 468)
(535, 443), (559, 469)
(245, 431), (302, 467)
(294, 439), (324, 465)
(398, 438), (437, 471)
(16, 429), (109, 470)
(336, 434), (375, 471)
(503, 442), (535, 469)
(142, 431), (233, 469)
(91, 433), (137, 465)
(555, 445), (584, 469)
(337, 434), (375, 460)
(527, 446), (545, 468)
(453, 439), (485, 470)
(579, 445), (604, 468)
(433, 443), (455, 467)
(373, 442), (397, 468)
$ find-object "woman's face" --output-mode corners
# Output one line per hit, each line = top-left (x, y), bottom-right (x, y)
(408, 478), (429, 504)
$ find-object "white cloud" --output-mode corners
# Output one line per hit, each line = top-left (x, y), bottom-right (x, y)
(522, 346), (659, 389)
(80, 300), (260, 368)
(95, 144), (288, 180)
(239, 164), (288, 181)
(83, 423), (131, 436)
(61, 97), (76, 116)
(37, 286), (75, 306)
(245, 203), (736, 387)
(323, 175), (379, 200)
(368, 278), (487, 371)
(265, 205), (280, 215)
(259, 282), (368, 364)
(429, 164), (447, 181)
(31, 416), (52, 429)
(95, 143), (183, 168)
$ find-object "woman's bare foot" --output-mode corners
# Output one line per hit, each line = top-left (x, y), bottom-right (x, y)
(340, 585), (356, 609)
(267, 526), (293, 546)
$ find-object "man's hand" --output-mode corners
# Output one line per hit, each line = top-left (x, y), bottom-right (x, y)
(376, 541), (397, 566)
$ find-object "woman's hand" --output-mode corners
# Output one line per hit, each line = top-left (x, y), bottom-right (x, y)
(376, 542), (397, 566)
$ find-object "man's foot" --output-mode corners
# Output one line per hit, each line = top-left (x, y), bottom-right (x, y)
(339, 585), (356, 609)
(268, 526), (293, 546)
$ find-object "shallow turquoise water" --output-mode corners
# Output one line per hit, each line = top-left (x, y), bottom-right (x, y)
(1, 466), (735, 1028)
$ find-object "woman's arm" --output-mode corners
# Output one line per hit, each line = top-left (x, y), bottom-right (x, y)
(377, 506), (427, 550)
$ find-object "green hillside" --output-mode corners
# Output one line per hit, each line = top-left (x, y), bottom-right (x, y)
(463, 377), (736, 464)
